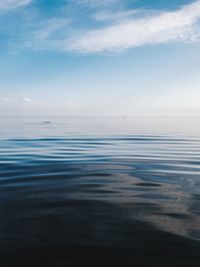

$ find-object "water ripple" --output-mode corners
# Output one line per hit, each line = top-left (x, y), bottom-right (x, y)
(0, 117), (200, 266)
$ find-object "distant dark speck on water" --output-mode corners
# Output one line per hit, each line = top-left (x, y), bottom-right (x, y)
(44, 121), (51, 124)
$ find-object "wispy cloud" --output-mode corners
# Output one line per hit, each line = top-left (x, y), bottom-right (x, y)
(3, 0), (200, 54)
(22, 97), (56, 108)
(0, 97), (50, 107)
(23, 97), (43, 105)
(77, 0), (122, 8)
(67, 0), (200, 53)
(25, 18), (71, 50)
(65, 100), (79, 109)
(0, 0), (32, 11)
(0, 97), (78, 109)
(34, 19), (70, 40)
(0, 97), (17, 103)
(92, 10), (143, 22)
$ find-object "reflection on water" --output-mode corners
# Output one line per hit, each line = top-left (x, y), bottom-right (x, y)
(0, 116), (200, 266)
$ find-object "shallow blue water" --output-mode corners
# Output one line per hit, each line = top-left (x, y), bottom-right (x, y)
(0, 116), (200, 266)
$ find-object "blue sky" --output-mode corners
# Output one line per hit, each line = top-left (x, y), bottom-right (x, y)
(0, 0), (200, 116)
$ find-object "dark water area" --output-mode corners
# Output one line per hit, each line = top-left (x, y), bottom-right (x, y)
(0, 116), (200, 266)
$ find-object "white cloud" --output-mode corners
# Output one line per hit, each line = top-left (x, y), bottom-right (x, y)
(92, 10), (143, 22)
(23, 97), (33, 103)
(18, 0), (200, 54)
(0, 97), (17, 102)
(34, 18), (70, 40)
(22, 97), (51, 107)
(65, 100), (79, 108)
(25, 18), (71, 51)
(77, 0), (122, 8)
(0, 0), (32, 11)
(0, 97), (49, 106)
(67, 0), (200, 53)
(0, 97), (76, 109)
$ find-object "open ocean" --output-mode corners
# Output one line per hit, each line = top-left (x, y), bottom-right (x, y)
(0, 116), (200, 267)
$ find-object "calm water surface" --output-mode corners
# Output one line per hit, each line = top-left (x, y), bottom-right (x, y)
(0, 116), (200, 266)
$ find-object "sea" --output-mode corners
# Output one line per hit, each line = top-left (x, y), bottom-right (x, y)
(0, 116), (200, 266)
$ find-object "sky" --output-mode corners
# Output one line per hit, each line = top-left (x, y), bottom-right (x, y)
(0, 0), (200, 116)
